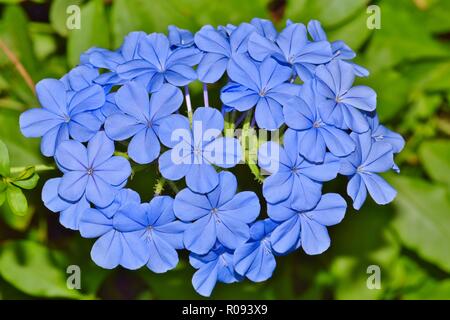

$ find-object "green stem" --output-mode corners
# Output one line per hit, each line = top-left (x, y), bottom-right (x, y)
(154, 177), (166, 195)
(242, 111), (264, 183)
(167, 180), (179, 193)
(9, 164), (55, 174)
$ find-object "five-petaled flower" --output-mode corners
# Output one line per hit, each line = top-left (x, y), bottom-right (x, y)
(55, 131), (131, 208)
(269, 193), (346, 255)
(258, 130), (340, 210)
(20, 79), (105, 156)
(340, 132), (397, 210)
(105, 82), (183, 164)
(174, 171), (260, 254)
(221, 55), (299, 130)
(158, 107), (242, 194)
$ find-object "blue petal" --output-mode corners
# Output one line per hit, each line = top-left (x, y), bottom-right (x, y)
(255, 97), (284, 130)
(158, 149), (191, 181)
(260, 57), (292, 90)
(146, 233), (179, 273)
(262, 171), (293, 204)
(296, 129), (327, 163)
(203, 137), (242, 168)
(86, 175), (116, 208)
(165, 64), (197, 86)
(119, 232), (150, 270)
(299, 217), (330, 255)
(68, 84), (105, 115)
(341, 86), (377, 112)
(270, 215), (301, 254)
(220, 83), (259, 111)
(41, 178), (71, 212)
(361, 141), (394, 173)
(267, 202), (297, 222)
(293, 41), (332, 65)
(128, 128), (160, 164)
(251, 18), (277, 42)
(174, 188), (211, 221)
(104, 113), (144, 141)
(35, 79), (67, 115)
(289, 174), (322, 211)
(194, 25), (230, 56)
(149, 84), (183, 122)
(227, 54), (260, 92)
(361, 173), (397, 205)
(184, 215), (217, 254)
(216, 214), (250, 250)
(307, 20), (327, 41)
(59, 195), (90, 230)
(191, 259), (219, 297)
(219, 191), (260, 223)
(186, 163), (219, 194)
(248, 32), (281, 61)
(115, 82), (150, 122)
(91, 230), (122, 269)
(307, 193), (347, 226)
(258, 141), (291, 174)
(95, 156), (131, 186)
(87, 131), (115, 168)
(234, 241), (276, 282)
(55, 140), (88, 171)
(158, 114), (191, 148)
(197, 53), (228, 83)
(69, 111), (102, 142)
(139, 33), (170, 69)
(229, 22), (255, 54)
(113, 202), (147, 232)
(20, 108), (63, 138)
(79, 208), (113, 238)
(121, 31), (147, 60)
(277, 23), (308, 59)
(283, 96), (314, 130)
(192, 107), (224, 139)
(347, 174), (367, 210)
(320, 125), (356, 157)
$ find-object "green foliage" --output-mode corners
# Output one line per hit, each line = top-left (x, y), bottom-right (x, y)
(0, 0), (449, 300)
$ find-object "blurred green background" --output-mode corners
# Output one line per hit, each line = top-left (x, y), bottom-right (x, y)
(0, 0), (449, 300)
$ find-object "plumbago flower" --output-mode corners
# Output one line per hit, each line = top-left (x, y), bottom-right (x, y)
(340, 131), (398, 210)
(258, 130), (340, 210)
(174, 171), (260, 254)
(269, 193), (347, 255)
(233, 219), (278, 282)
(190, 243), (241, 297)
(117, 33), (202, 92)
(220, 54), (300, 130)
(19, 18), (405, 298)
(20, 79), (105, 156)
(315, 60), (377, 133)
(104, 82), (183, 164)
(283, 81), (355, 163)
(158, 107), (242, 194)
(248, 21), (333, 80)
(55, 132), (131, 208)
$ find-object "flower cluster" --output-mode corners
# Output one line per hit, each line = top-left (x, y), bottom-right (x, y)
(20, 18), (404, 297)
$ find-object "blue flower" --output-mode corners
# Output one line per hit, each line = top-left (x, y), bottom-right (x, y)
(104, 82), (183, 164)
(221, 55), (300, 130)
(113, 196), (187, 273)
(367, 113), (405, 154)
(195, 23), (255, 83)
(174, 171), (260, 254)
(306, 20), (369, 77)
(60, 65), (100, 92)
(269, 193), (346, 255)
(248, 22), (333, 80)
(315, 60), (376, 133)
(168, 25), (195, 48)
(42, 178), (90, 230)
(158, 107), (241, 194)
(250, 18), (277, 42)
(78, 189), (148, 269)
(258, 130), (340, 210)
(55, 131), (131, 208)
(117, 33), (202, 92)
(283, 81), (355, 162)
(340, 132), (397, 210)
(84, 32), (147, 87)
(190, 243), (241, 297)
(233, 219), (278, 282)
(20, 79), (105, 156)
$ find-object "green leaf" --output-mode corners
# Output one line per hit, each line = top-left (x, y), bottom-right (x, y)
(50, 0), (82, 37)
(0, 200), (34, 231)
(12, 173), (39, 190)
(419, 140), (450, 188)
(0, 109), (44, 167)
(364, 1), (450, 72)
(403, 279), (450, 300)
(0, 5), (38, 80)
(12, 166), (35, 181)
(0, 191), (5, 206)
(327, 9), (372, 50)
(389, 176), (450, 272)
(67, 0), (110, 66)
(0, 139), (10, 177)
(6, 185), (28, 216)
(0, 240), (85, 299)
(285, 0), (369, 28)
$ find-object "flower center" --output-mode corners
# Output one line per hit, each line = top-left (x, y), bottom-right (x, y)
(259, 87), (268, 97)
(313, 120), (323, 128)
(64, 114), (71, 123)
(357, 166), (364, 173)
(86, 167), (94, 176)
